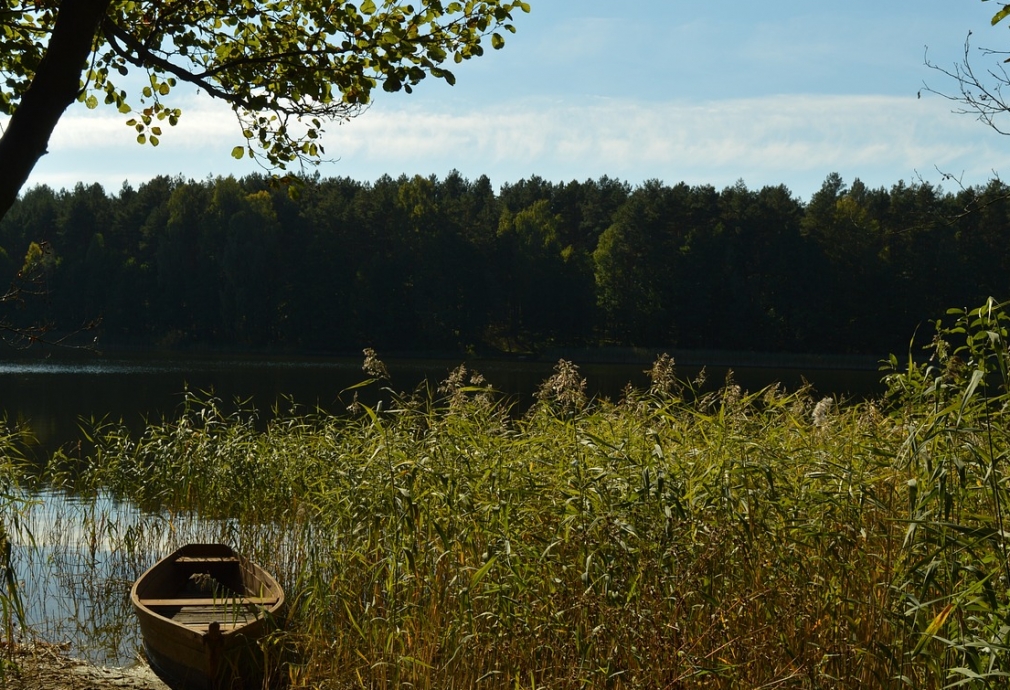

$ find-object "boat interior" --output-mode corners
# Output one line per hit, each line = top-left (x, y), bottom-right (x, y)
(136, 551), (280, 631)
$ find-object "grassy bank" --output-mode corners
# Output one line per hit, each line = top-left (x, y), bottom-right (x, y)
(10, 301), (1010, 687)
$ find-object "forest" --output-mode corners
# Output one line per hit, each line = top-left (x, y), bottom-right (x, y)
(0, 170), (1006, 356)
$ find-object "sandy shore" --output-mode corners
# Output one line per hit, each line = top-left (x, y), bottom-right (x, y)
(2, 644), (170, 690)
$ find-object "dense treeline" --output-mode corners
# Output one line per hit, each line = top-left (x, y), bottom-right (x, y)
(0, 170), (1007, 355)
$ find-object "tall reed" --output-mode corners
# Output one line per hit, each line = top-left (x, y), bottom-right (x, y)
(0, 418), (37, 677)
(880, 298), (1010, 687)
(37, 350), (937, 688)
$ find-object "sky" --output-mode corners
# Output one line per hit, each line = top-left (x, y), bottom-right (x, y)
(12, 1), (1010, 201)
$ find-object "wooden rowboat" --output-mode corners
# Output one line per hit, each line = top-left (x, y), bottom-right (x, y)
(130, 544), (285, 690)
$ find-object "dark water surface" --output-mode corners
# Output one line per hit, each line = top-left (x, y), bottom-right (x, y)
(0, 352), (888, 455)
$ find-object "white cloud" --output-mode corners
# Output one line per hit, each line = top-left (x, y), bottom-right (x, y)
(46, 95), (236, 151)
(320, 94), (1004, 191)
(13, 91), (1008, 200)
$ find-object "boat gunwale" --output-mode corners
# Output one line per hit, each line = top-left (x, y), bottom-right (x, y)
(130, 543), (285, 641)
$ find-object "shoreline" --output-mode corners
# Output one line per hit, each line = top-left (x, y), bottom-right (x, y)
(4, 643), (168, 690)
(2, 341), (889, 373)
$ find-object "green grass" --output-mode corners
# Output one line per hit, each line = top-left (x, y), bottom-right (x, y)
(15, 301), (1010, 688)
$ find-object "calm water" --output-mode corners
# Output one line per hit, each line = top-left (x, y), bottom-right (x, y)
(0, 352), (887, 455)
(13, 489), (243, 667)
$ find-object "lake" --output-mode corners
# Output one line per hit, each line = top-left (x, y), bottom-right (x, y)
(0, 351), (888, 456)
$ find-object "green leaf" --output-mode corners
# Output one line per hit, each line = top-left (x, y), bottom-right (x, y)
(994, 5), (1010, 25)
(911, 603), (955, 656)
(84, 95), (98, 109)
(491, 32), (504, 49)
(360, 0), (376, 14)
(231, 146), (245, 159)
(470, 555), (498, 589)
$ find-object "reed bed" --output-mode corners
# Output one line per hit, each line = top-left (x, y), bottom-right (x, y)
(10, 301), (1010, 687)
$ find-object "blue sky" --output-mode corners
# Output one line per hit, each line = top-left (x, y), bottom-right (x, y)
(16, 1), (1010, 200)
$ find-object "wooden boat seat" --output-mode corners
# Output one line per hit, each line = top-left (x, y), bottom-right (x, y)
(175, 556), (241, 563)
(138, 596), (278, 607)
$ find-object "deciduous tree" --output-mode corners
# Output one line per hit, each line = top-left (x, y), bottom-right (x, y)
(0, 0), (530, 220)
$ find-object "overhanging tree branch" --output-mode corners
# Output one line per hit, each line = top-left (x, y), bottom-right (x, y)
(924, 34), (1010, 136)
(0, 0), (530, 222)
(102, 20), (255, 109)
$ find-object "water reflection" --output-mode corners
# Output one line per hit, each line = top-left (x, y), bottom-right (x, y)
(14, 491), (229, 667)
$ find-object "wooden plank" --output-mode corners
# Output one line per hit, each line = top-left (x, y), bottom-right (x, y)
(175, 556), (240, 563)
(139, 596), (277, 607)
(168, 606), (260, 626)
(168, 621), (246, 632)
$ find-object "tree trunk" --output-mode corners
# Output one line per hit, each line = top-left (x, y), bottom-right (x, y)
(0, 0), (113, 221)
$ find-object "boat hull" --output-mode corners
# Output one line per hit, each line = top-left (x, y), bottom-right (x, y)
(131, 544), (285, 690)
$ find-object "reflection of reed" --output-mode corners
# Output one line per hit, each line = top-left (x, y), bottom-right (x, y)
(13, 491), (275, 667)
